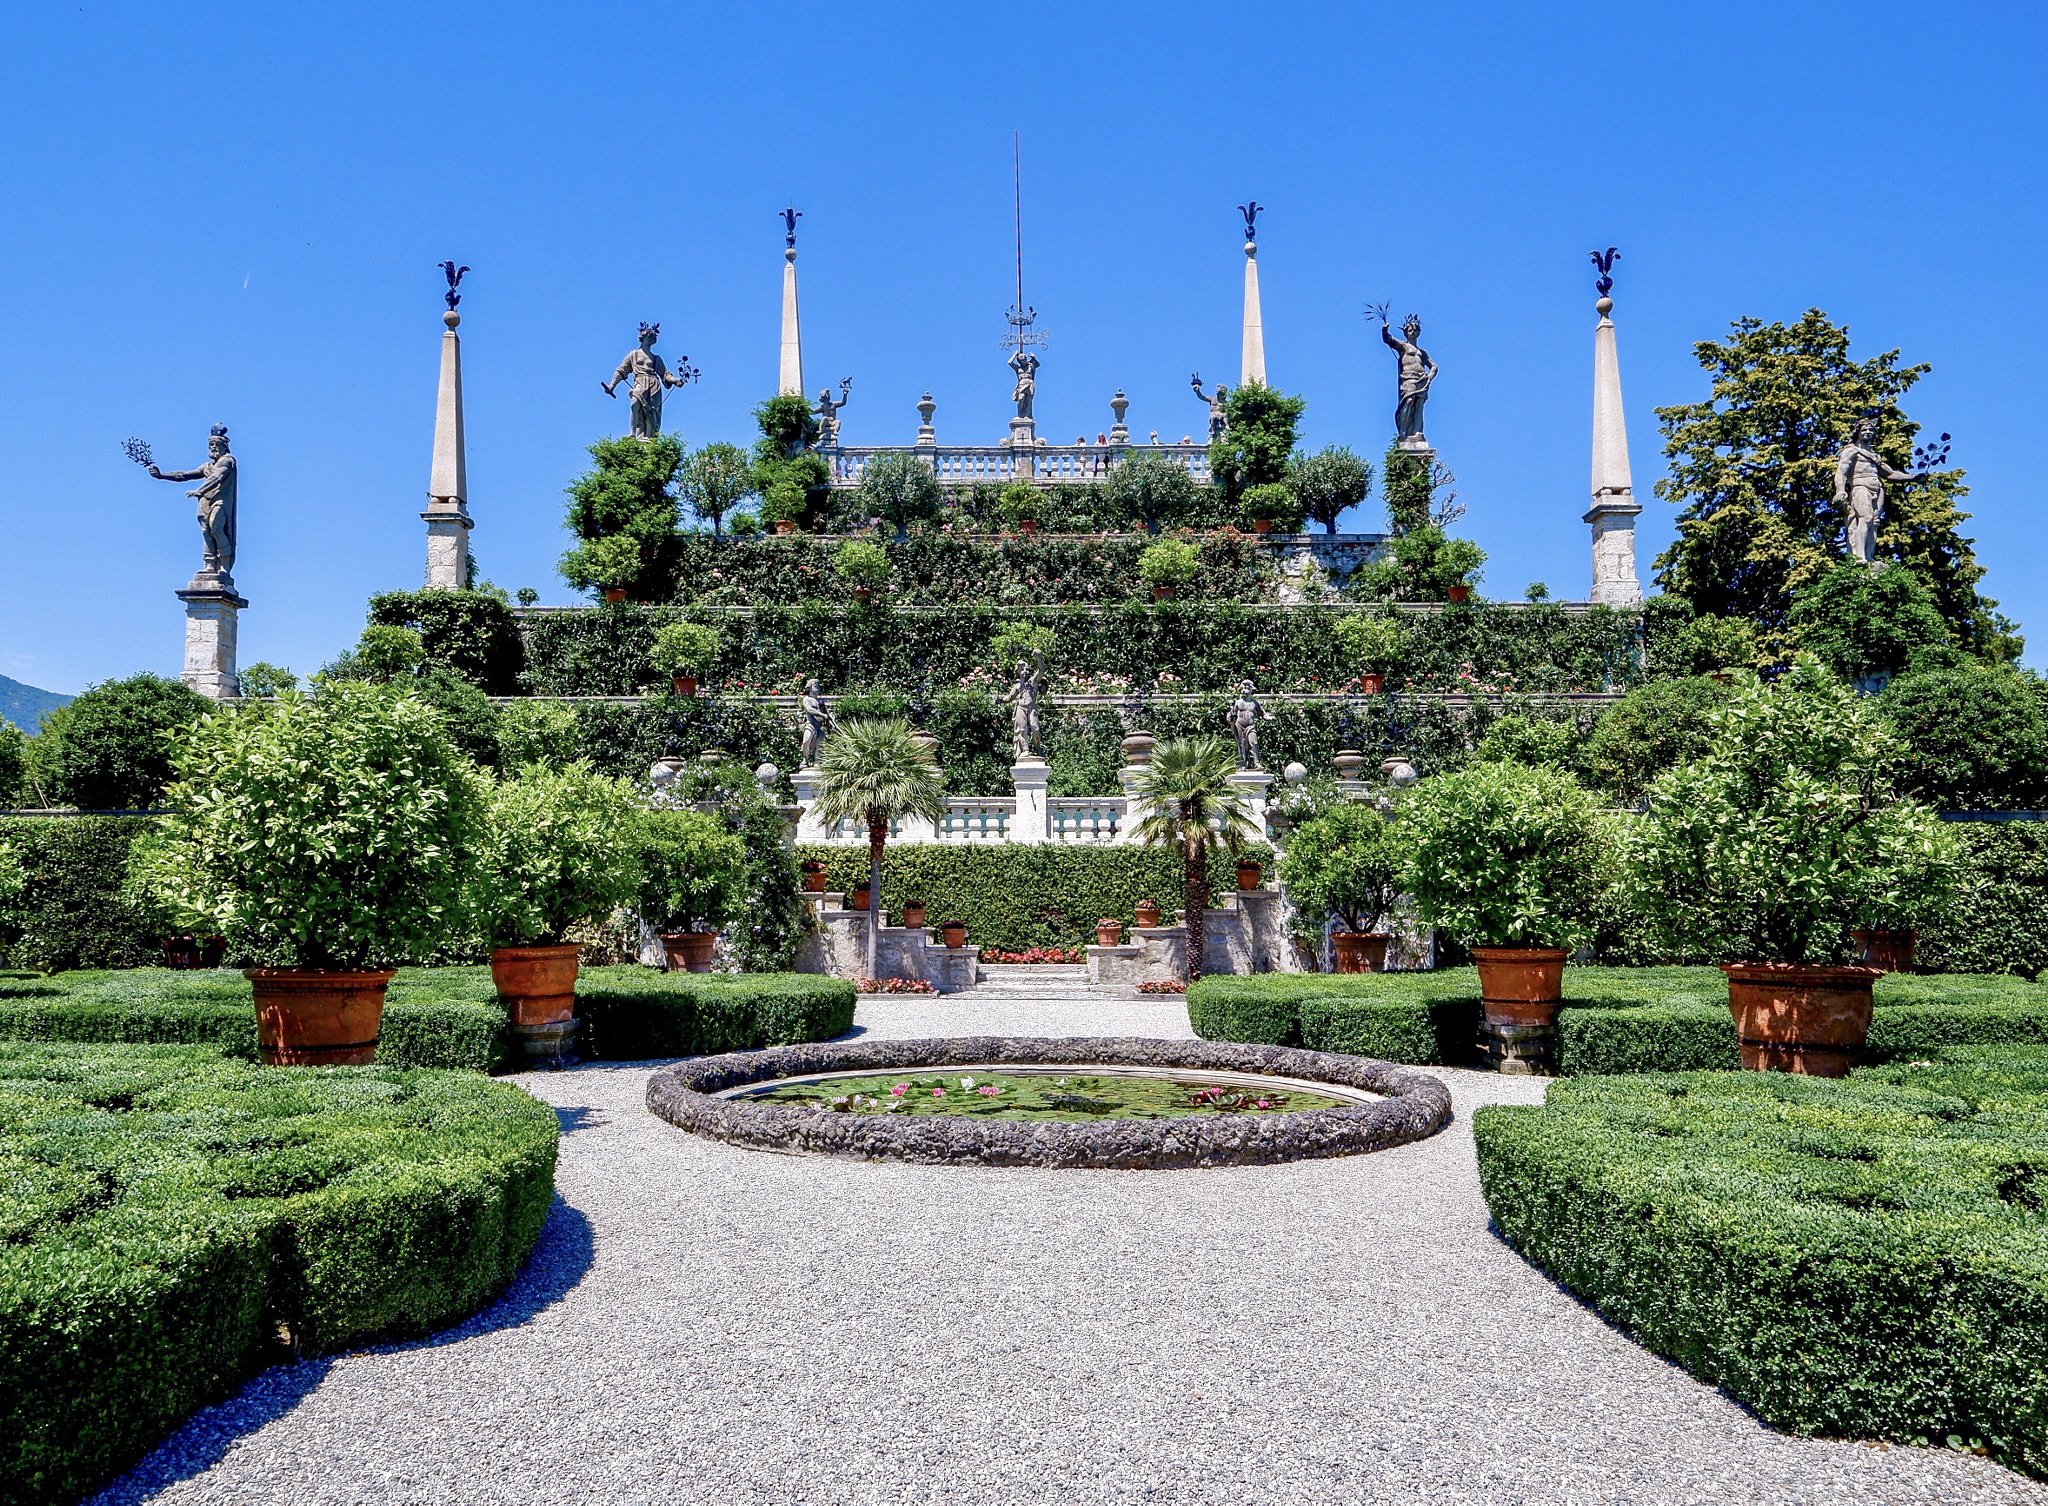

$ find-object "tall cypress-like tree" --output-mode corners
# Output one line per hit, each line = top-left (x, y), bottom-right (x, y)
(1208, 381), (1305, 503)
(1652, 310), (2015, 659)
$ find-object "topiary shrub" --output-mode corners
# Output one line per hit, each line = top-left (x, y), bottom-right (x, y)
(648, 620), (721, 680)
(1880, 665), (2048, 810)
(37, 675), (210, 810)
(366, 588), (524, 693)
(1581, 676), (1733, 803)
(572, 968), (854, 1059)
(1787, 561), (1952, 682)
(0, 816), (161, 971)
(1104, 450), (1200, 533)
(1403, 762), (1609, 949)
(833, 540), (892, 593)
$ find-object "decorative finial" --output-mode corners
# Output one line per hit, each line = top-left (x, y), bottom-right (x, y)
(438, 260), (469, 311)
(1590, 247), (1619, 299)
(1238, 201), (1263, 243)
(1912, 431), (1953, 470)
(780, 207), (802, 248)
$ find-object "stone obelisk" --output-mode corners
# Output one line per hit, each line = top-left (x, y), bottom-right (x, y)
(423, 267), (472, 589)
(778, 208), (804, 397)
(1241, 235), (1266, 386)
(1584, 251), (1642, 606)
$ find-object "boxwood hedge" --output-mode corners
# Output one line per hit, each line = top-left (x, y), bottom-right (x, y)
(572, 967), (854, 1060)
(0, 1041), (559, 1504)
(1473, 1052), (2048, 1477)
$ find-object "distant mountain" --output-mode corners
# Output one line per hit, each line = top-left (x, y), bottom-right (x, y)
(0, 675), (72, 733)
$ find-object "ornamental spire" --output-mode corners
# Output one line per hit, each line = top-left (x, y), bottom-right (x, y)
(424, 260), (472, 589)
(1584, 248), (1641, 606)
(1239, 201), (1266, 385)
(778, 208), (804, 397)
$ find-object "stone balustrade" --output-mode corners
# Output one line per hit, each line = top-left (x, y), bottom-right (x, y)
(824, 443), (1212, 489)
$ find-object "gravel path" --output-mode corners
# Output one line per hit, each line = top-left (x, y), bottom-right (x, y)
(95, 990), (2041, 1505)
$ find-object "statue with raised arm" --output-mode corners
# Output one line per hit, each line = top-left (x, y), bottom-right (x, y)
(1834, 415), (1927, 566)
(1191, 373), (1228, 442)
(603, 322), (692, 439)
(1377, 312), (1438, 447)
(815, 380), (852, 447)
(145, 424), (238, 582)
(1003, 655), (1046, 762)
(1225, 680), (1268, 771)
(1008, 349), (1040, 421)
(799, 677), (836, 767)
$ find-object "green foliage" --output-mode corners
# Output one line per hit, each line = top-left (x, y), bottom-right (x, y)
(1787, 562), (1952, 681)
(0, 722), (22, 806)
(751, 393), (818, 459)
(1104, 450), (1200, 532)
(1278, 803), (1410, 934)
(987, 619), (1057, 673)
(1404, 762), (1609, 948)
(496, 698), (581, 769)
(1208, 381), (1305, 500)
(234, 662), (298, 698)
(1239, 482), (1305, 532)
(0, 817), (161, 970)
(0, 1040), (557, 1504)
(833, 540), (892, 591)
(1127, 736), (1264, 978)
(474, 764), (643, 947)
(561, 434), (683, 600)
(1669, 613), (1758, 674)
(649, 619), (721, 677)
(558, 533), (646, 598)
(147, 682), (490, 970)
(1473, 1056), (2048, 1476)
(1581, 676), (1733, 803)
(998, 482), (1044, 525)
(760, 480), (805, 526)
(645, 759), (807, 970)
(38, 674), (210, 810)
(366, 587), (523, 693)
(810, 717), (948, 975)
(573, 967), (854, 1059)
(1331, 610), (1407, 670)
(633, 806), (746, 933)
(1618, 660), (1961, 962)
(678, 441), (755, 536)
(1651, 309), (2013, 657)
(1380, 444), (1434, 534)
(349, 624), (426, 682)
(1136, 539), (1199, 588)
(1350, 524), (1484, 602)
(1472, 713), (1580, 771)
(1880, 665), (2048, 810)
(1919, 824), (2048, 978)
(855, 453), (945, 533)
(1189, 973), (1481, 1063)
(1288, 446), (1372, 534)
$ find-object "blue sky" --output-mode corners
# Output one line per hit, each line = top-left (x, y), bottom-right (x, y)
(1, 0), (2041, 694)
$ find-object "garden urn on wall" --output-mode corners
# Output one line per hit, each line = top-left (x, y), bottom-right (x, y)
(246, 968), (396, 1066)
(801, 860), (826, 893)
(1120, 731), (1157, 765)
(1332, 750), (1368, 780)
(1723, 963), (1880, 1077)
(1851, 929), (1918, 973)
(775, 519), (796, 535)
(1446, 585), (1471, 604)
(1358, 673), (1385, 695)
(659, 932), (718, 973)
(1018, 518), (1039, 537)
(1134, 899), (1163, 929)
(1252, 518), (1274, 535)
(851, 883), (871, 912)
(490, 943), (582, 1038)
(852, 586), (873, 604)
(603, 587), (628, 603)
(1152, 584), (1174, 602)
(1235, 859), (1263, 890)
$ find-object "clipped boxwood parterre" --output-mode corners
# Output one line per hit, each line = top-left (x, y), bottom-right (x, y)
(1473, 1051), (2048, 1478)
(0, 1041), (560, 1505)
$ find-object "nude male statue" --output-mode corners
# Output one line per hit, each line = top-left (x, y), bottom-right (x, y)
(1003, 656), (1046, 761)
(1834, 416), (1928, 566)
(1008, 350), (1040, 422)
(1224, 680), (1270, 771)
(603, 323), (690, 439)
(1191, 374), (1228, 442)
(147, 424), (237, 579)
(1377, 313), (1438, 446)
(799, 678), (837, 767)
(815, 380), (851, 447)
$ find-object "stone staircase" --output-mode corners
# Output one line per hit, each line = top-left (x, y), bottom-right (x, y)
(972, 963), (1122, 1000)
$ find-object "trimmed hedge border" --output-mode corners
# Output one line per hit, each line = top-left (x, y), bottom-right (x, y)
(573, 968), (856, 1060)
(646, 1035), (1451, 1168)
(0, 1041), (559, 1505)
(1473, 1052), (2048, 1478)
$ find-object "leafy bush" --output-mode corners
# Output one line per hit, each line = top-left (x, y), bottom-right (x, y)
(679, 441), (755, 536)
(1104, 450), (1200, 532)
(1787, 561), (1952, 681)
(1667, 614), (1758, 675)
(1471, 713), (1580, 771)
(350, 624), (428, 681)
(561, 434), (683, 600)
(1136, 539), (1199, 589)
(1403, 762), (1609, 948)
(474, 764), (643, 948)
(1881, 665), (2048, 810)
(643, 759), (807, 970)
(1919, 822), (2048, 978)
(1288, 446), (1372, 534)
(998, 482), (1044, 526)
(1580, 676), (1732, 803)
(572, 967), (854, 1059)
(1350, 524), (1485, 602)
(1474, 1056), (2048, 1476)
(366, 588), (524, 693)
(833, 540), (892, 591)
(855, 453), (944, 534)
(649, 619), (720, 677)
(37, 674), (210, 810)
(0, 816), (162, 971)
(0, 1040), (557, 1504)
(497, 698), (581, 769)
(233, 661), (298, 698)
(559, 533), (646, 599)
(1239, 482), (1305, 532)
(634, 806), (747, 933)
(1331, 611), (1407, 672)
(1278, 803), (1409, 935)
(1208, 381), (1304, 501)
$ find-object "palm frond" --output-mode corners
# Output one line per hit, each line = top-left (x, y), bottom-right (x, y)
(807, 717), (948, 828)
(1126, 736), (1263, 854)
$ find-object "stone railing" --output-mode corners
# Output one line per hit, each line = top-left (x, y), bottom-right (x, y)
(824, 443), (1212, 489)
(1049, 797), (1124, 843)
(940, 798), (1015, 841)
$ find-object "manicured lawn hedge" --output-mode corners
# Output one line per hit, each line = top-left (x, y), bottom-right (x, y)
(0, 1041), (559, 1505)
(0, 816), (163, 973)
(573, 967), (855, 1060)
(1473, 1052), (2048, 1478)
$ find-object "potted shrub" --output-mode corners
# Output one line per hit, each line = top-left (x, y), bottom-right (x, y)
(650, 619), (720, 697)
(474, 763), (643, 1059)
(940, 920), (967, 948)
(1278, 803), (1411, 974)
(800, 858), (827, 893)
(999, 482), (1045, 536)
(1332, 612), (1408, 695)
(850, 881), (871, 911)
(1404, 761), (1609, 1061)
(763, 481), (804, 535)
(1240, 482), (1304, 535)
(1134, 899), (1163, 929)
(1095, 917), (1123, 947)
(634, 805), (746, 973)
(1617, 658), (1961, 1076)
(139, 681), (487, 1065)
(834, 540), (891, 604)
(1235, 858), (1264, 889)
(1137, 539), (1199, 602)
(901, 900), (927, 929)
(558, 532), (643, 605)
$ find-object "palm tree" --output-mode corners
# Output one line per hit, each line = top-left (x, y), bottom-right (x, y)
(1126, 736), (1263, 981)
(807, 717), (948, 982)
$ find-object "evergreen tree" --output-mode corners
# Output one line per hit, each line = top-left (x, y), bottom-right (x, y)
(1208, 381), (1305, 504)
(559, 435), (683, 601)
(1651, 310), (2014, 658)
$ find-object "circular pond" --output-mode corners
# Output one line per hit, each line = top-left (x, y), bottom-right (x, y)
(645, 1035), (1451, 1168)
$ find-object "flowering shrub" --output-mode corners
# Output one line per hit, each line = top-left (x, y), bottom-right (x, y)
(1136, 979), (1187, 994)
(857, 976), (936, 994)
(979, 945), (1083, 964)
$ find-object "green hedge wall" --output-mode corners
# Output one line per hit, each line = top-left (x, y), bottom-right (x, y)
(798, 844), (1262, 953)
(0, 816), (161, 972)
(573, 967), (854, 1060)
(0, 1041), (559, 1505)
(1919, 823), (2048, 978)
(1473, 1055), (2048, 1477)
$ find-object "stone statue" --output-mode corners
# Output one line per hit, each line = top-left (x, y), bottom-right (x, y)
(1377, 313), (1438, 447)
(798, 678), (836, 767)
(147, 424), (238, 581)
(1225, 680), (1269, 771)
(1003, 656), (1045, 762)
(1191, 374), (1228, 442)
(815, 380), (851, 447)
(603, 323), (690, 439)
(1008, 350), (1040, 422)
(1834, 416), (1927, 566)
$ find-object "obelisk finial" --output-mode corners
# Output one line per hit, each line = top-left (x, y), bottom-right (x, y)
(1239, 202), (1266, 385)
(1584, 247), (1641, 606)
(424, 260), (473, 589)
(778, 209), (804, 396)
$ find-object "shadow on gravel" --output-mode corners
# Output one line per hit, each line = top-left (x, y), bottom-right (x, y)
(554, 1104), (607, 1135)
(86, 1197), (596, 1505)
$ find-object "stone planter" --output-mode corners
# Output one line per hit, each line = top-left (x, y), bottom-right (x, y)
(1134, 900), (1163, 929)
(490, 943), (582, 1065)
(1096, 918), (1123, 947)
(671, 673), (697, 697)
(1446, 585), (1471, 604)
(1723, 962), (1879, 1077)
(1332, 932), (1391, 974)
(1358, 672), (1384, 695)
(660, 932), (718, 973)
(1235, 861), (1263, 890)
(901, 903), (927, 929)
(602, 587), (627, 603)
(1852, 928), (1918, 974)
(940, 923), (967, 948)
(244, 968), (395, 1066)
(1472, 945), (1570, 1076)
(1333, 749), (1367, 780)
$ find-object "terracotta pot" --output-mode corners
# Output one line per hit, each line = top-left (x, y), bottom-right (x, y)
(602, 587), (627, 603)
(1332, 932), (1392, 974)
(851, 886), (871, 912)
(774, 519), (796, 535)
(671, 673), (697, 697)
(1096, 919), (1123, 947)
(1356, 672), (1386, 696)
(852, 586), (873, 603)
(1446, 585), (1471, 604)
(490, 943), (582, 1027)
(1724, 962), (1878, 1077)
(1472, 945), (1569, 1027)
(1252, 518), (1274, 535)
(1853, 928), (1918, 973)
(802, 869), (827, 893)
(901, 903), (927, 929)
(1708, 670), (1734, 686)
(1152, 584), (1174, 601)
(244, 968), (394, 1066)
(659, 932), (718, 973)
(1134, 901), (1163, 929)
(1018, 518), (1039, 536)
(1235, 861), (1263, 890)
(940, 924), (967, 949)
(161, 935), (205, 970)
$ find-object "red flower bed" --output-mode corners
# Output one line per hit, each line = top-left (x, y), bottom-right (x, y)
(977, 946), (1084, 964)
(1136, 980), (1188, 994)
(858, 977), (937, 994)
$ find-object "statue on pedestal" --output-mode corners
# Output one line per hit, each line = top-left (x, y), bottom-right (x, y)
(140, 425), (238, 584)
(603, 323), (694, 439)
(815, 380), (852, 446)
(799, 678), (836, 767)
(1008, 350), (1040, 422)
(1834, 416), (1927, 566)
(1225, 680), (1269, 771)
(1375, 310), (1438, 447)
(1003, 655), (1046, 762)
(1190, 374), (1228, 442)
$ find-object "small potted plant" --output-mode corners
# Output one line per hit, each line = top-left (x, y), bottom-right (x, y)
(940, 919), (968, 949)
(1436, 537), (1485, 604)
(999, 482), (1045, 536)
(634, 805), (746, 973)
(559, 533), (643, 605)
(834, 539), (891, 604)
(1404, 761), (1609, 1066)
(800, 858), (827, 893)
(901, 899), (927, 929)
(1240, 482), (1303, 536)
(1333, 612), (1408, 695)
(851, 881), (872, 912)
(474, 763), (644, 1061)
(1095, 917), (1123, 947)
(1619, 658), (1961, 1073)
(1134, 899), (1163, 929)
(1278, 803), (1412, 973)
(1235, 857), (1264, 889)
(650, 619), (721, 697)
(1137, 539), (1199, 602)
(763, 481), (804, 536)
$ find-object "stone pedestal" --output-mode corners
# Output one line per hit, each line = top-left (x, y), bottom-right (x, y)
(1584, 499), (1643, 607)
(422, 507), (473, 589)
(1480, 1019), (1553, 1076)
(176, 579), (247, 700)
(1006, 416), (1037, 451)
(1229, 770), (1273, 825)
(1010, 760), (1050, 844)
(513, 1019), (578, 1068)
(792, 768), (829, 843)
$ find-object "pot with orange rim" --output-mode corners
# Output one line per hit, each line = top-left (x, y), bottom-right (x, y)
(246, 968), (396, 1066)
(490, 942), (583, 1064)
(1471, 945), (1569, 1075)
(1331, 932), (1391, 974)
(1723, 962), (1879, 1077)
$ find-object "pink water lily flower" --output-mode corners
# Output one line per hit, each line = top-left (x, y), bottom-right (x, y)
(890, 1083), (909, 1097)
(932, 1087), (946, 1099)
(977, 1085), (1000, 1097)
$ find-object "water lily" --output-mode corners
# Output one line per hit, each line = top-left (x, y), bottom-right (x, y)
(890, 1083), (909, 1097)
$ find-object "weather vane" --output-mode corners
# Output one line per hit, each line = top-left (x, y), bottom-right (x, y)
(1000, 131), (1049, 356)
(1590, 247), (1619, 298)
(780, 207), (801, 248)
(438, 260), (469, 311)
(1239, 201), (1263, 243)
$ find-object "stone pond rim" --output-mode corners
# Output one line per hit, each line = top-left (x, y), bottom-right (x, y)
(645, 1036), (1452, 1169)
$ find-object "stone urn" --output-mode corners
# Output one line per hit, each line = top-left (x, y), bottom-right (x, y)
(910, 730), (940, 758)
(1332, 933), (1391, 974)
(245, 968), (396, 1067)
(1852, 929), (1917, 973)
(660, 933), (718, 973)
(489, 943), (582, 1064)
(1723, 963), (1880, 1077)
(1333, 749), (1368, 780)
(1134, 899), (1163, 929)
(1382, 755), (1419, 788)
(1096, 918), (1123, 947)
(1120, 731), (1157, 765)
